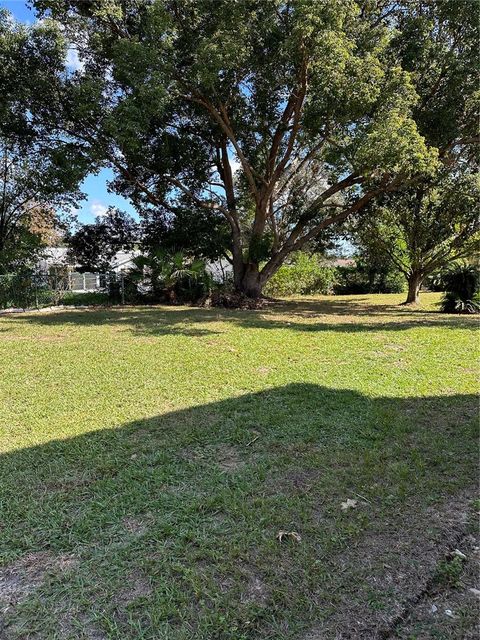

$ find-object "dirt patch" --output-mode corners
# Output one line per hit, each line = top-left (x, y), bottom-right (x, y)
(240, 574), (269, 606)
(393, 532), (480, 639)
(215, 444), (245, 472)
(178, 447), (203, 463)
(121, 515), (151, 537)
(5, 610), (108, 640)
(50, 610), (108, 640)
(301, 487), (477, 640)
(266, 468), (322, 496)
(214, 566), (269, 607)
(0, 552), (78, 607)
(257, 366), (274, 375)
(116, 570), (152, 607)
(179, 444), (245, 472)
(42, 470), (98, 493)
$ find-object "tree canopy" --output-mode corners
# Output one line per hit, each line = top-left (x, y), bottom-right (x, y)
(3, 1), (478, 295)
(0, 134), (82, 270)
(0, 10), (91, 270)
(67, 208), (138, 272)
(354, 170), (480, 304)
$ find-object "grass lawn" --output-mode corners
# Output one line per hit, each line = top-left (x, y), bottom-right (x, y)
(0, 293), (478, 639)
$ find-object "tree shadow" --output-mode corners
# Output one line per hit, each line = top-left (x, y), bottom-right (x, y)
(0, 383), (477, 639)
(1, 297), (476, 339)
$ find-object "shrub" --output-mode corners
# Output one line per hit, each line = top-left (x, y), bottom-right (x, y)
(263, 253), (336, 297)
(0, 268), (83, 310)
(424, 271), (444, 292)
(107, 273), (141, 304)
(129, 250), (213, 303)
(0, 269), (65, 309)
(63, 291), (111, 306)
(334, 262), (405, 295)
(0, 271), (37, 309)
(440, 265), (480, 314)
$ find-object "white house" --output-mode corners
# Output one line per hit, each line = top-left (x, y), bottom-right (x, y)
(37, 247), (140, 291)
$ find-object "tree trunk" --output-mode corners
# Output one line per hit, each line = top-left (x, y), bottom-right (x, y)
(404, 272), (423, 304)
(237, 263), (262, 298)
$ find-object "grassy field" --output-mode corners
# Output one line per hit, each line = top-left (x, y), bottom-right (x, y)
(0, 293), (478, 639)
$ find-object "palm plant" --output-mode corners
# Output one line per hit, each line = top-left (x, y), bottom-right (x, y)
(131, 249), (212, 302)
(440, 265), (480, 314)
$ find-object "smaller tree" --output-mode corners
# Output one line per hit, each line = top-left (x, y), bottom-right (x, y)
(68, 209), (138, 272)
(28, 203), (63, 247)
(0, 138), (82, 272)
(355, 173), (480, 304)
(0, 13), (91, 271)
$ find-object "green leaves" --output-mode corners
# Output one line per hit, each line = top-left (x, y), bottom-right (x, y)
(354, 169), (480, 300)
(356, 108), (439, 176)
(3, 0), (477, 295)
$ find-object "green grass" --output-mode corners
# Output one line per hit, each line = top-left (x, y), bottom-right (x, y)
(0, 293), (478, 639)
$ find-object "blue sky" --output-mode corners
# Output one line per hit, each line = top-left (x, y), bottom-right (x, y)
(2, 0), (137, 224)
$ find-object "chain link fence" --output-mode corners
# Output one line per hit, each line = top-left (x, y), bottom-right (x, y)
(0, 269), (128, 310)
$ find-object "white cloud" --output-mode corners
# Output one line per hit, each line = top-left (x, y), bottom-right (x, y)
(66, 47), (85, 72)
(91, 201), (108, 218)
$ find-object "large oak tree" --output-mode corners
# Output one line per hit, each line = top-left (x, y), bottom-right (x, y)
(29, 0), (478, 296)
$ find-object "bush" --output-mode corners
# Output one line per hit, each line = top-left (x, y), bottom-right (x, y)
(334, 262), (405, 295)
(0, 268), (84, 310)
(0, 269), (69, 309)
(129, 250), (213, 304)
(0, 271), (37, 309)
(107, 273), (141, 304)
(424, 271), (444, 292)
(440, 265), (480, 314)
(263, 253), (336, 297)
(63, 291), (111, 306)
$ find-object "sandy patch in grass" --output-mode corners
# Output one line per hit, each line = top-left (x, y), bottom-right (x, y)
(116, 569), (152, 606)
(301, 488), (477, 640)
(216, 444), (245, 472)
(51, 610), (108, 640)
(179, 443), (245, 472)
(0, 552), (78, 607)
(240, 574), (269, 606)
(121, 515), (151, 537)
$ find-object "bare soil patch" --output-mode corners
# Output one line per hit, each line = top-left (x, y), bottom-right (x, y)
(393, 532), (480, 639)
(240, 574), (269, 606)
(301, 487), (477, 640)
(116, 569), (152, 607)
(0, 552), (78, 609)
(215, 444), (245, 472)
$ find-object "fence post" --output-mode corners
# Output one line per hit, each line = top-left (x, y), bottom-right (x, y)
(120, 272), (125, 305)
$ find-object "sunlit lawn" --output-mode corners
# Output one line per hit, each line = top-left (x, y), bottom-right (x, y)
(0, 293), (478, 639)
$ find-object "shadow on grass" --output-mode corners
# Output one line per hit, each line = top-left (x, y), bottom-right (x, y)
(0, 383), (477, 639)
(2, 297), (477, 338)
